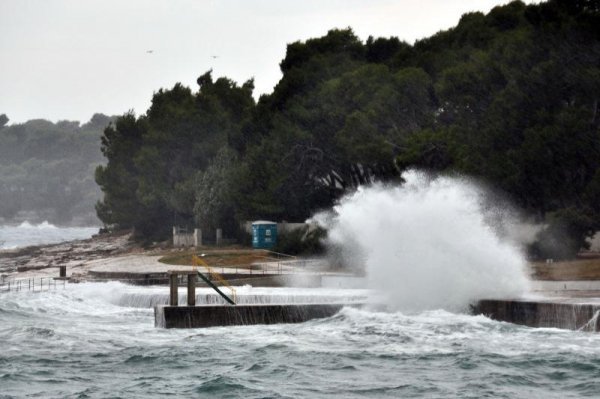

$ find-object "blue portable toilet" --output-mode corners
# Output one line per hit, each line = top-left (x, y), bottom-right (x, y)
(252, 221), (277, 249)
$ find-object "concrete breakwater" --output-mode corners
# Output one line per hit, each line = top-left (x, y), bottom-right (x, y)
(473, 298), (600, 332)
(155, 303), (348, 328)
(153, 270), (365, 328)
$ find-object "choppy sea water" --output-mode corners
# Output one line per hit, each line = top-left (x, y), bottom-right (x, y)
(1, 283), (600, 398)
(0, 222), (98, 249)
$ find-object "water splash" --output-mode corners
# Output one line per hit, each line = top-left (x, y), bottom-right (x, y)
(578, 310), (600, 332)
(317, 170), (530, 312)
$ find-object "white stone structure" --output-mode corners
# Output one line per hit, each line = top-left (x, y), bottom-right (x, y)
(172, 227), (202, 247)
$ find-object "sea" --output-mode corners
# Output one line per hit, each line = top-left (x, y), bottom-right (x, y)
(1, 216), (600, 398)
(1, 283), (600, 398)
(0, 221), (99, 250)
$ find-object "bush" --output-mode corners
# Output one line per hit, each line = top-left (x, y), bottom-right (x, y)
(273, 226), (326, 256)
(528, 207), (597, 260)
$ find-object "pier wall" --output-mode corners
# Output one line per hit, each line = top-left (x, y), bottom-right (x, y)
(155, 303), (345, 328)
(473, 299), (600, 332)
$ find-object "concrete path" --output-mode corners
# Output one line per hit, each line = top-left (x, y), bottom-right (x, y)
(88, 255), (189, 274)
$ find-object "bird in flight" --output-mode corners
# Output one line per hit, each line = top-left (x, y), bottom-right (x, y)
(146, 50), (154, 54)
(211, 55), (219, 59)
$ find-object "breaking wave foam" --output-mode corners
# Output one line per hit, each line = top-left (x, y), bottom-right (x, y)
(317, 170), (530, 312)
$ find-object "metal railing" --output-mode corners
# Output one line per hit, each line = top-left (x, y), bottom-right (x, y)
(0, 257), (336, 293)
(0, 276), (67, 293)
(192, 255), (237, 302)
(190, 258), (325, 276)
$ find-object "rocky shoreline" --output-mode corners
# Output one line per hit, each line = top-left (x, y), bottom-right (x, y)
(0, 231), (138, 281)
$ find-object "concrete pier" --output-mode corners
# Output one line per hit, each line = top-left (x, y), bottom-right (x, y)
(155, 303), (346, 328)
(167, 270), (197, 306)
(154, 270), (355, 328)
(473, 298), (600, 332)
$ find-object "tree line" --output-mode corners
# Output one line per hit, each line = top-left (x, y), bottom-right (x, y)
(0, 114), (113, 225)
(95, 0), (600, 258)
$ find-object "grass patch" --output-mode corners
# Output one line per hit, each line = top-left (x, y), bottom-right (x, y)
(158, 249), (275, 268)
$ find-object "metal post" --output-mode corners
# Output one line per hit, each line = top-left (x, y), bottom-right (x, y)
(169, 274), (179, 306)
(187, 274), (196, 306)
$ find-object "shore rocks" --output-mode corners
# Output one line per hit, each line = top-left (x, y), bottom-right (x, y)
(0, 232), (134, 275)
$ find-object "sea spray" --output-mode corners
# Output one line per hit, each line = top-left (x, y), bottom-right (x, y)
(315, 170), (530, 312)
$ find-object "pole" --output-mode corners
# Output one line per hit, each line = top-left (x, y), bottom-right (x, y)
(187, 274), (196, 306)
(169, 274), (178, 306)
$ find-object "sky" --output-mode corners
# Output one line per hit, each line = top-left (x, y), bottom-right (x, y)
(0, 0), (536, 124)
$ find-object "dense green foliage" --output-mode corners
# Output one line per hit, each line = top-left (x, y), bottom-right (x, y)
(95, 73), (254, 239)
(0, 114), (112, 225)
(273, 226), (327, 256)
(96, 0), (600, 258)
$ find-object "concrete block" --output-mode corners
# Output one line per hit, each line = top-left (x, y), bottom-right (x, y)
(154, 303), (346, 328)
(472, 299), (600, 331)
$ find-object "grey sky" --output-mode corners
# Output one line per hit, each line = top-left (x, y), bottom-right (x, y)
(0, 0), (533, 124)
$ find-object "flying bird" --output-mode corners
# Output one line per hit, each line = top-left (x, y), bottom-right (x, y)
(146, 50), (154, 54)
(211, 55), (219, 59)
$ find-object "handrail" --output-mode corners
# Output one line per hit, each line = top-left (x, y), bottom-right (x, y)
(0, 276), (66, 293)
(264, 250), (297, 259)
(195, 270), (236, 305)
(0, 257), (331, 294)
(192, 255), (236, 305)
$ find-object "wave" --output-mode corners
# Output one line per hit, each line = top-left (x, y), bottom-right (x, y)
(16, 221), (59, 230)
(314, 170), (530, 312)
(0, 223), (98, 250)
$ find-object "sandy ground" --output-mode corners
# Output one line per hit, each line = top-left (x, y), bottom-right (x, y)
(0, 232), (335, 284)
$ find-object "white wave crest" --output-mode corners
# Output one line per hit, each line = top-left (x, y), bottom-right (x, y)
(17, 221), (59, 229)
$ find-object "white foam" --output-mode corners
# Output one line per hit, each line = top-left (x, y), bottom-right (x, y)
(317, 170), (530, 312)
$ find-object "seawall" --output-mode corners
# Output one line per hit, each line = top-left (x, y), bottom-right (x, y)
(473, 299), (600, 332)
(155, 303), (347, 328)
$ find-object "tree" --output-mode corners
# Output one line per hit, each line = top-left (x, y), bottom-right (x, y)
(193, 147), (239, 234)
(0, 114), (112, 224)
(93, 0), (600, 257)
(95, 72), (254, 239)
(95, 112), (146, 230)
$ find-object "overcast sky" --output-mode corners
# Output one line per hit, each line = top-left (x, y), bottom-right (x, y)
(0, 0), (535, 124)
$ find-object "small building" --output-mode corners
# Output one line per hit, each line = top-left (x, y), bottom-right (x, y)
(252, 221), (278, 249)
